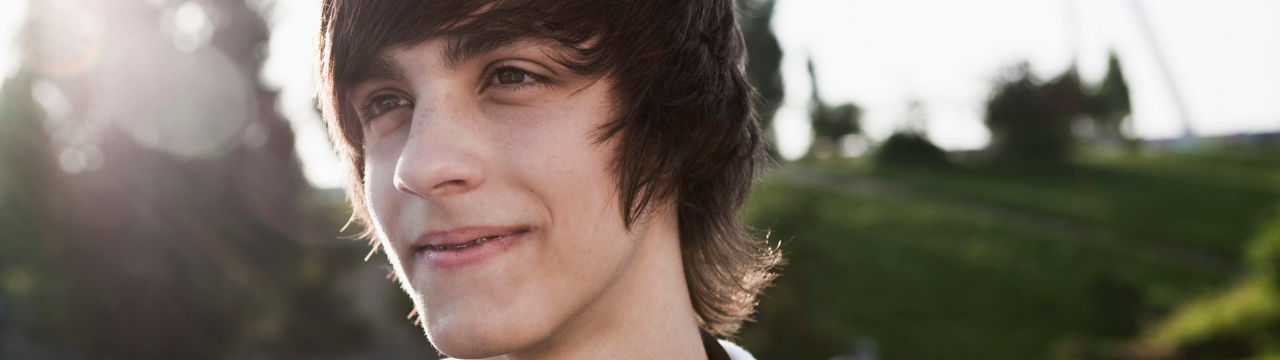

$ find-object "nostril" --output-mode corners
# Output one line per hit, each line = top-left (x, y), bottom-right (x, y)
(437, 179), (466, 188)
(429, 179), (471, 194)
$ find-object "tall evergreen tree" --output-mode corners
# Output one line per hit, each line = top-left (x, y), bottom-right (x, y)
(1086, 52), (1133, 147)
(737, 0), (785, 160)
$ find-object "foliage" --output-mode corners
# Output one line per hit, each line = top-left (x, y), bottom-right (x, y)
(1142, 212), (1280, 359)
(875, 132), (950, 167)
(0, 1), (417, 358)
(0, 71), (73, 358)
(1145, 279), (1280, 359)
(984, 55), (1137, 161)
(737, 0), (785, 159)
(1083, 53), (1133, 147)
(1250, 211), (1280, 288)
(984, 63), (1086, 164)
(811, 103), (861, 151)
(874, 100), (948, 167)
(807, 58), (862, 158)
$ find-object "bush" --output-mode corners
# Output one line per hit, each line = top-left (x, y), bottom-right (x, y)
(1143, 212), (1280, 359)
(1249, 212), (1280, 289)
(875, 132), (949, 167)
(983, 63), (1084, 164)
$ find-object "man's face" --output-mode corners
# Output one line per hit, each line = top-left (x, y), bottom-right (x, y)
(350, 38), (653, 357)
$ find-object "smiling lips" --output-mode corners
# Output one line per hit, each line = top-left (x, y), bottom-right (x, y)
(424, 234), (505, 251)
(413, 226), (531, 268)
(417, 226), (531, 250)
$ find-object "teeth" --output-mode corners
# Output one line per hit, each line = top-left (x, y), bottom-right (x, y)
(428, 235), (501, 251)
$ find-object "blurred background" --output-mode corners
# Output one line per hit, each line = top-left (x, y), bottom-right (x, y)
(0, 0), (1277, 359)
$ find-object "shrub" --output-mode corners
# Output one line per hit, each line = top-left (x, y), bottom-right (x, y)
(875, 132), (949, 167)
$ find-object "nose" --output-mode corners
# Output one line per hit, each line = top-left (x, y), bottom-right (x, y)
(392, 101), (485, 198)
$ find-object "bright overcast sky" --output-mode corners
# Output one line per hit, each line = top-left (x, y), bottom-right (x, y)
(771, 0), (1280, 158)
(2, 0), (1278, 188)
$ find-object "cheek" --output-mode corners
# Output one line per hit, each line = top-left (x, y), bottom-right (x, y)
(500, 91), (616, 190)
(510, 109), (633, 276)
(362, 138), (411, 245)
(364, 145), (397, 210)
(503, 105), (618, 229)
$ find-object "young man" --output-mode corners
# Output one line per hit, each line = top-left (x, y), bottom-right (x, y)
(317, 1), (780, 358)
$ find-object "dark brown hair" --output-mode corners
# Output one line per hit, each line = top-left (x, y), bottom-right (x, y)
(318, 0), (780, 336)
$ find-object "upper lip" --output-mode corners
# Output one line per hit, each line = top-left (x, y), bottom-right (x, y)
(414, 226), (530, 250)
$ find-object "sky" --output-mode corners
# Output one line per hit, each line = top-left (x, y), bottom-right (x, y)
(2, 0), (1278, 189)
(0, 0), (26, 80)
(770, 0), (1280, 157)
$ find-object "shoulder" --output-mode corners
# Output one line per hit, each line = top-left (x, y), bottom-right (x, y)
(718, 339), (757, 360)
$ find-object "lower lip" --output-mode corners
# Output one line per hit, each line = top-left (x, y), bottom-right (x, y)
(415, 230), (528, 269)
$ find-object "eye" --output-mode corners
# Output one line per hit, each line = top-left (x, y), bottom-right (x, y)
(361, 93), (412, 121)
(488, 66), (545, 87)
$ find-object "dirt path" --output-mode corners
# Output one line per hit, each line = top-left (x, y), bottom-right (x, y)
(772, 165), (1241, 276)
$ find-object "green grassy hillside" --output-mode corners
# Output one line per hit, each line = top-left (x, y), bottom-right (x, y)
(736, 150), (1280, 359)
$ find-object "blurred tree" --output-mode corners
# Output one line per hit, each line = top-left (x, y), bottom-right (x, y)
(876, 100), (949, 167)
(1250, 211), (1280, 289)
(0, 69), (75, 359)
(0, 0), (405, 358)
(737, 0), (785, 161)
(807, 58), (862, 159)
(984, 63), (1085, 164)
(1136, 211), (1280, 359)
(875, 132), (949, 167)
(1083, 52), (1134, 149)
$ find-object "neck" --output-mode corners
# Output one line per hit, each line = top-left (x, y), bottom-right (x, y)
(498, 208), (704, 360)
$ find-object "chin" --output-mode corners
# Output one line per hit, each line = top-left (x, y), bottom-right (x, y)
(429, 335), (507, 360)
(419, 298), (551, 359)
(426, 321), (539, 359)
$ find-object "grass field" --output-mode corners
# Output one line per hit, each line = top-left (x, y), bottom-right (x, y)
(735, 150), (1280, 359)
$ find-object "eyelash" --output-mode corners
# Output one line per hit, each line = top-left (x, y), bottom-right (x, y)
(358, 65), (550, 122)
(484, 65), (549, 90)
(360, 93), (411, 122)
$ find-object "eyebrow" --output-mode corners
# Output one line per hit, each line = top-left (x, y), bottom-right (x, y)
(443, 31), (527, 70)
(348, 31), (543, 88)
(351, 56), (405, 85)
